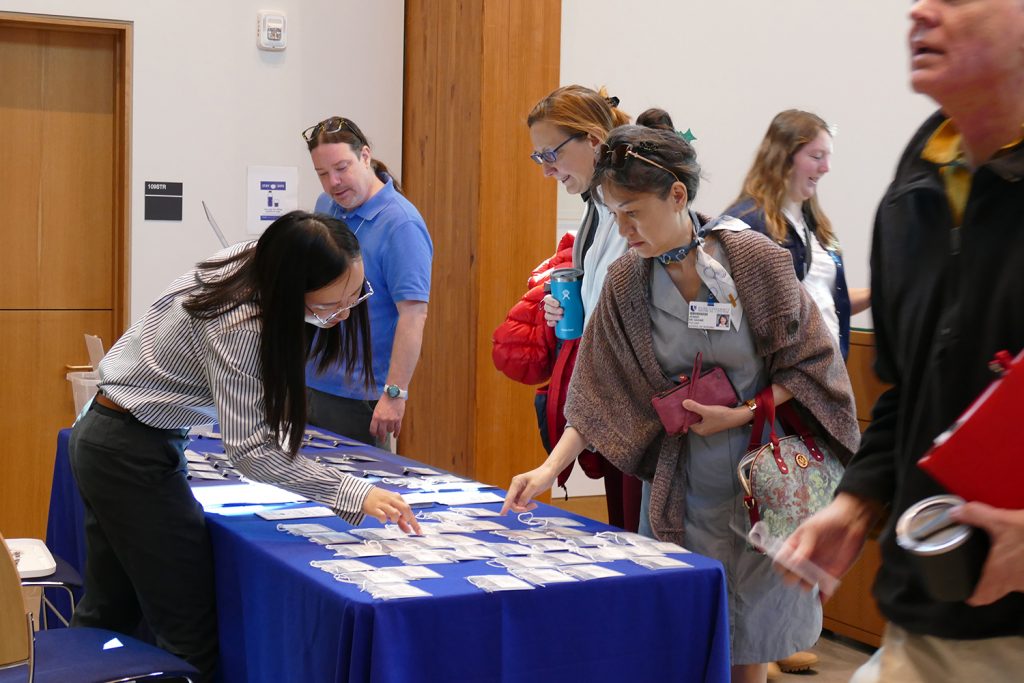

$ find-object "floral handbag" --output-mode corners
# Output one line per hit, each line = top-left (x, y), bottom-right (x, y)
(737, 387), (844, 540)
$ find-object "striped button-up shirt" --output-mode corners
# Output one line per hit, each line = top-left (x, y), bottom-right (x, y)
(98, 243), (373, 522)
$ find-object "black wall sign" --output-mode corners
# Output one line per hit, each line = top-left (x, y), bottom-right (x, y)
(144, 181), (183, 220)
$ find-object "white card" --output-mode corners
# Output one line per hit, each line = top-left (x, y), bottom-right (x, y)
(687, 300), (733, 330)
(561, 564), (624, 580)
(540, 551), (593, 566)
(276, 523), (333, 536)
(637, 541), (692, 554)
(391, 551), (455, 566)
(310, 559), (376, 573)
(511, 568), (577, 586)
(452, 507), (501, 517)
(527, 516), (584, 528)
(331, 544), (388, 558)
(467, 575), (535, 592)
(393, 565), (442, 580)
(403, 465), (441, 476)
(308, 532), (361, 545)
(350, 527), (410, 540)
(584, 547), (632, 562)
(361, 469), (397, 478)
(368, 583), (431, 600)
(256, 506), (335, 521)
(631, 556), (693, 570)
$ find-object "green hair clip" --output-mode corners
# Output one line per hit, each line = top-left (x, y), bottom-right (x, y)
(677, 128), (697, 143)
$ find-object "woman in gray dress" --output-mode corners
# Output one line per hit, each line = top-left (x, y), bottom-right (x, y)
(502, 121), (860, 683)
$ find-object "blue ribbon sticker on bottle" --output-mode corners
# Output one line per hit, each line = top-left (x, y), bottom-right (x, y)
(550, 268), (585, 340)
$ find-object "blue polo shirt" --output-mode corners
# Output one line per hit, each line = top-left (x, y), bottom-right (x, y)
(307, 177), (433, 400)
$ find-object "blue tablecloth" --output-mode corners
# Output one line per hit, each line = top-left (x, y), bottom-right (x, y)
(47, 428), (731, 683)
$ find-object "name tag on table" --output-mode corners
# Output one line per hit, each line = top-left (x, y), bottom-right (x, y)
(687, 301), (732, 330)
(256, 506), (336, 520)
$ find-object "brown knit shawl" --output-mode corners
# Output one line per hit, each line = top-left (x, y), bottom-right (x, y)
(564, 228), (860, 544)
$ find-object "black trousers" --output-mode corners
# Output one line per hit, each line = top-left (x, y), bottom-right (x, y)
(307, 388), (380, 447)
(68, 401), (218, 681)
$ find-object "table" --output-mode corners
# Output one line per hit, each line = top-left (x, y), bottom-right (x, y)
(47, 429), (730, 682)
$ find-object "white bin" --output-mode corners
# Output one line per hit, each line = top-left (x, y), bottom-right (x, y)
(67, 371), (101, 415)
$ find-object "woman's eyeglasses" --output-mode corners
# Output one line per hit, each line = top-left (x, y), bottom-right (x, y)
(530, 132), (587, 165)
(306, 280), (374, 325)
(599, 142), (681, 183)
(302, 116), (357, 143)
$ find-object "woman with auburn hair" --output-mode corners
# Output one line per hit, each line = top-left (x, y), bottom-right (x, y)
(726, 110), (869, 360)
(493, 84), (640, 530)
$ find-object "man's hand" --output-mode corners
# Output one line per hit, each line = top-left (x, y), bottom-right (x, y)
(948, 502), (1024, 606)
(370, 394), (406, 442)
(775, 493), (879, 599)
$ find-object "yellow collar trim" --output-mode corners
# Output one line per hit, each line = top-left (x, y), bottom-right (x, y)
(922, 118), (1024, 166)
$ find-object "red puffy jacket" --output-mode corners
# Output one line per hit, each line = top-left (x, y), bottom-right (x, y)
(491, 232), (575, 385)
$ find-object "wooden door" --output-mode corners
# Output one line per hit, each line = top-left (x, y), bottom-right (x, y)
(0, 13), (130, 539)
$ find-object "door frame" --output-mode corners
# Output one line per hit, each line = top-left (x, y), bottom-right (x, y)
(0, 11), (132, 331)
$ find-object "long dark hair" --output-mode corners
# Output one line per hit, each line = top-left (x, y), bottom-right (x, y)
(182, 211), (374, 455)
(306, 116), (403, 194)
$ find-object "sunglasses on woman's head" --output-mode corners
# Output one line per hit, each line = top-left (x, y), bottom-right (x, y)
(302, 116), (358, 143)
(599, 142), (681, 183)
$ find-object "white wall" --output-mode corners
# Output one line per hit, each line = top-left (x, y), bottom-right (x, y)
(1, 0), (404, 319)
(559, 0), (937, 329)
(556, 1), (936, 498)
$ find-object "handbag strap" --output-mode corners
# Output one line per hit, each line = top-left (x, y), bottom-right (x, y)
(746, 386), (787, 474)
(776, 403), (825, 462)
(685, 352), (704, 402)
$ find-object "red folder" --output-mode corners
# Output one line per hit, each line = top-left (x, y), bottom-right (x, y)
(917, 349), (1024, 510)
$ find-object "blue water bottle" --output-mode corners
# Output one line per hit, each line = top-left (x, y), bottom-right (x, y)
(549, 268), (585, 340)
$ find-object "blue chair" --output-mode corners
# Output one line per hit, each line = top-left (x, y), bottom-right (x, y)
(0, 532), (198, 683)
(19, 553), (82, 629)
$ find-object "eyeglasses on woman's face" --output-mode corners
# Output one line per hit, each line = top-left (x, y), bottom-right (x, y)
(599, 142), (681, 183)
(305, 279), (374, 326)
(530, 132), (587, 165)
(302, 116), (357, 143)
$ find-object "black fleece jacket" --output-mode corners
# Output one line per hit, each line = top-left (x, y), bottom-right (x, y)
(837, 110), (1024, 639)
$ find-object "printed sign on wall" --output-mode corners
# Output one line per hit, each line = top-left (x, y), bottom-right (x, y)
(247, 166), (298, 235)
(144, 181), (183, 220)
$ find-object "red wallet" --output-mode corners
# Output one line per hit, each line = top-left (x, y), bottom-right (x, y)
(917, 349), (1024, 510)
(651, 352), (739, 436)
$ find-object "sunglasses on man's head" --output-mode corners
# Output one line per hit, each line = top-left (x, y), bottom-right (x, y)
(599, 142), (681, 183)
(530, 132), (587, 165)
(302, 116), (357, 143)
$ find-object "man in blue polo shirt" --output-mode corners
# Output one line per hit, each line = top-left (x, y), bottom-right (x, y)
(302, 116), (432, 446)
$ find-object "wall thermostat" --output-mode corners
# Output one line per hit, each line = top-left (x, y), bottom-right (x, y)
(257, 11), (287, 51)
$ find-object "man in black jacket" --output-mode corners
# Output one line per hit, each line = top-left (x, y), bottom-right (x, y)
(780, 1), (1024, 680)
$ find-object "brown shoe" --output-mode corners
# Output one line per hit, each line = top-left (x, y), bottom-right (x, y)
(777, 650), (819, 672)
(766, 661), (783, 680)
